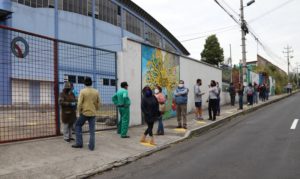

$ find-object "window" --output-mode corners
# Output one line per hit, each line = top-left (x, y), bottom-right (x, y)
(48, 0), (54, 8)
(31, 0), (37, 7)
(68, 75), (77, 83)
(37, 0), (43, 7)
(145, 24), (161, 47)
(42, 0), (48, 7)
(125, 11), (143, 37)
(88, 0), (92, 17)
(103, 78), (110, 86)
(110, 79), (116, 86)
(18, 0), (24, 4)
(78, 76), (86, 84)
(25, 0), (30, 6)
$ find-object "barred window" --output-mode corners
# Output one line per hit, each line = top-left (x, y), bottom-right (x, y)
(163, 38), (177, 53)
(125, 11), (143, 37)
(145, 24), (161, 47)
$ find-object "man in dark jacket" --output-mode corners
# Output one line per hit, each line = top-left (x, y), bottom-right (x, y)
(228, 83), (236, 106)
(59, 81), (77, 142)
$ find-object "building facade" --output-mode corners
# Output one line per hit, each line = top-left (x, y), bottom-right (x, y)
(0, 0), (189, 106)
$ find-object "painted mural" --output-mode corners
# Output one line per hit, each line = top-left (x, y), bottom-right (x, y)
(142, 45), (179, 119)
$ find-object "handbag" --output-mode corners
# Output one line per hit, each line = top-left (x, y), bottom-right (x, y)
(159, 103), (166, 112)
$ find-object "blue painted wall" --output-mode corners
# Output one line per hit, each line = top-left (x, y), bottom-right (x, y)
(0, 27), (12, 105)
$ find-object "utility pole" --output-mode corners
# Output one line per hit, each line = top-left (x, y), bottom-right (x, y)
(240, 0), (247, 85)
(283, 45), (293, 82)
(229, 44), (232, 67)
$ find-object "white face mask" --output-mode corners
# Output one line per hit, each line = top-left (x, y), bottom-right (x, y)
(154, 89), (159, 94)
(178, 84), (184, 88)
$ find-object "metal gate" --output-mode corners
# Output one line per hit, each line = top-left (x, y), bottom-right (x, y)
(0, 25), (117, 143)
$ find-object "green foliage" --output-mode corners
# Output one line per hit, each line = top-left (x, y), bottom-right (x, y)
(201, 35), (224, 66)
(253, 64), (288, 94)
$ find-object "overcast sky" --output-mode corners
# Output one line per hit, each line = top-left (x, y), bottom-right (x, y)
(131, 0), (299, 73)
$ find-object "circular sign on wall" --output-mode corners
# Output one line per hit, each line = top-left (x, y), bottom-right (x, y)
(11, 37), (29, 58)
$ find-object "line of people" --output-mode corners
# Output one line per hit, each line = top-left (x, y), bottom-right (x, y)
(228, 82), (271, 110)
(58, 77), (225, 150)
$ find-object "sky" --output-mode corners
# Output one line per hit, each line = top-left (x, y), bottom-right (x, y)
(131, 0), (299, 73)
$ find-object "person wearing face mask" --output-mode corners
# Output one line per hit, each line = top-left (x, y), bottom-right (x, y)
(154, 85), (166, 135)
(173, 80), (189, 129)
(140, 86), (160, 145)
(59, 81), (77, 142)
(194, 79), (205, 120)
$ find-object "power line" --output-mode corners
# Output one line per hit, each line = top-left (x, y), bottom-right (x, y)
(177, 25), (237, 38)
(220, 0), (240, 17)
(180, 26), (238, 42)
(214, 0), (288, 71)
(249, 0), (296, 23)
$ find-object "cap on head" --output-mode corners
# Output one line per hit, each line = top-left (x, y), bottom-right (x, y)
(84, 77), (92, 86)
(179, 80), (184, 84)
(121, 81), (128, 88)
(64, 81), (71, 89)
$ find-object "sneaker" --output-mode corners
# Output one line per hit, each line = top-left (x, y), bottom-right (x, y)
(71, 144), (83, 148)
(69, 137), (75, 141)
(121, 135), (130, 138)
(176, 125), (182, 128)
(64, 139), (70, 143)
(183, 126), (187, 129)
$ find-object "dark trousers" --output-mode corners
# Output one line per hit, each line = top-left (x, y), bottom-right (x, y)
(144, 121), (154, 137)
(247, 95), (253, 105)
(230, 95), (235, 106)
(239, 95), (243, 109)
(217, 98), (220, 115)
(208, 99), (218, 120)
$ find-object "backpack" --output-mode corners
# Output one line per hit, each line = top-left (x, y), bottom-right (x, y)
(247, 87), (253, 96)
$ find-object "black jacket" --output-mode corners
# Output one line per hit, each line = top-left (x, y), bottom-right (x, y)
(141, 95), (160, 123)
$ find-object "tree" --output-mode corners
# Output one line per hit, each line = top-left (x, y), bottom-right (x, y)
(201, 35), (224, 66)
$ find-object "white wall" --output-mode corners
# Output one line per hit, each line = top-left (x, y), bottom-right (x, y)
(40, 82), (52, 105)
(12, 80), (29, 104)
(118, 38), (227, 125)
(179, 57), (222, 113)
(117, 38), (142, 126)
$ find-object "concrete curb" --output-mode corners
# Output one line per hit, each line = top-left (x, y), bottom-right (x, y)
(76, 92), (298, 179)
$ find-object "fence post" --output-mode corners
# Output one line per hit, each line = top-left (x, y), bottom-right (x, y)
(54, 40), (60, 135)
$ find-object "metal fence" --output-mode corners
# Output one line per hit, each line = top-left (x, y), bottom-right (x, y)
(0, 25), (117, 143)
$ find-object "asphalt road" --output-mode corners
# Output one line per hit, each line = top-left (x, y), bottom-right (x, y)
(92, 93), (300, 179)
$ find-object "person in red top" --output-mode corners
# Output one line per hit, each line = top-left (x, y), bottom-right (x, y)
(154, 85), (166, 135)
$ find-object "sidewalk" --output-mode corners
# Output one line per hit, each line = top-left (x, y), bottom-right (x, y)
(0, 92), (296, 179)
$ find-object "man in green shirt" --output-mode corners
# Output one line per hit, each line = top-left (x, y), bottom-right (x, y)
(112, 82), (131, 138)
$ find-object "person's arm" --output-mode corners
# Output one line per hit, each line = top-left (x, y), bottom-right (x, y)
(112, 93), (118, 105)
(178, 88), (188, 95)
(59, 93), (73, 107)
(95, 92), (101, 110)
(141, 98), (149, 116)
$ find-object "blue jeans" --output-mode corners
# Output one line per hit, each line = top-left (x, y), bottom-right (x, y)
(239, 95), (243, 109)
(157, 115), (164, 134)
(75, 114), (95, 150)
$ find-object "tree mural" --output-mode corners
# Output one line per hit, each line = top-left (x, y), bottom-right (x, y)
(142, 45), (179, 118)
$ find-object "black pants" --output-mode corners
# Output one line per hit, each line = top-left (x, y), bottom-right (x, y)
(230, 95), (235, 106)
(208, 99), (218, 120)
(144, 121), (154, 137)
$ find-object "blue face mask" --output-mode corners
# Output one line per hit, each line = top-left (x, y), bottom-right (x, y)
(145, 90), (152, 97)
